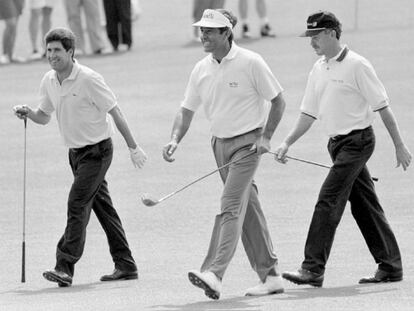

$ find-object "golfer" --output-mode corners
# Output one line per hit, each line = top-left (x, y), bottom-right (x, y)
(14, 27), (147, 287)
(163, 9), (286, 299)
(275, 11), (412, 287)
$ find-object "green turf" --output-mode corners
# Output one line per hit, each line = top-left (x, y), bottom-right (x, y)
(1, 1), (413, 310)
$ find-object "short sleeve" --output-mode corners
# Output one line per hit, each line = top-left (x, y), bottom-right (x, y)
(38, 75), (54, 115)
(355, 58), (389, 111)
(251, 55), (283, 101)
(84, 72), (117, 112)
(300, 67), (319, 118)
(181, 65), (202, 112)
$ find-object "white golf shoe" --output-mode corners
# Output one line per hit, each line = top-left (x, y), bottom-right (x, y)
(188, 270), (222, 300)
(245, 275), (284, 296)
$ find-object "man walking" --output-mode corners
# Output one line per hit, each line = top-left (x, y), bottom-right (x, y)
(14, 28), (147, 287)
(163, 9), (286, 299)
(275, 11), (412, 287)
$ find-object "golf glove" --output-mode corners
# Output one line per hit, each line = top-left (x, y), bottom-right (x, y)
(129, 145), (147, 168)
(13, 105), (29, 119)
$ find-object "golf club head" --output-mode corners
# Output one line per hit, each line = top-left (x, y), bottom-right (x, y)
(141, 193), (159, 206)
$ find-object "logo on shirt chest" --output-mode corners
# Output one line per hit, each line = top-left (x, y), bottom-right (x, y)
(228, 81), (239, 88)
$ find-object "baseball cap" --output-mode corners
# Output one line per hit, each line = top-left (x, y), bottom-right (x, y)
(193, 9), (233, 29)
(300, 11), (341, 37)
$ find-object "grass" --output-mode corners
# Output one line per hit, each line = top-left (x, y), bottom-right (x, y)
(0, 1), (413, 310)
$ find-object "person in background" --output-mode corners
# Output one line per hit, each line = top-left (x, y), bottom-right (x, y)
(28, 0), (54, 60)
(102, 0), (132, 51)
(163, 9), (286, 300)
(13, 27), (147, 287)
(63, 0), (106, 55)
(276, 11), (412, 287)
(0, 0), (25, 64)
(238, 0), (276, 38)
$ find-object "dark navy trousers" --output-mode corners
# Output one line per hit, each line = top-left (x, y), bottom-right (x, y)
(55, 138), (136, 277)
(102, 0), (132, 50)
(301, 126), (402, 275)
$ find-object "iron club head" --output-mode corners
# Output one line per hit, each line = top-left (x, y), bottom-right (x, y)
(141, 193), (159, 206)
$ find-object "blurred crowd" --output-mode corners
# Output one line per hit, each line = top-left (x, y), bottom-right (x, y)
(0, 0), (276, 66)
(0, 0), (142, 65)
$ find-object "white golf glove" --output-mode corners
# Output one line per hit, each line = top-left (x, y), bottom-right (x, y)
(129, 145), (147, 168)
(13, 105), (29, 119)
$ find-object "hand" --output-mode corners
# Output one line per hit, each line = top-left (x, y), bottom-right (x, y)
(250, 136), (271, 155)
(13, 105), (30, 120)
(274, 142), (289, 164)
(129, 145), (147, 168)
(395, 144), (412, 171)
(162, 139), (178, 162)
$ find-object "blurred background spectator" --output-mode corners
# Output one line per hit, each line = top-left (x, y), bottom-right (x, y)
(238, 0), (276, 38)
(63, 0), (106, 55)
(102, 0), (133, 52)
(0, 0), (25, 64)
(28, 0), (54, 60)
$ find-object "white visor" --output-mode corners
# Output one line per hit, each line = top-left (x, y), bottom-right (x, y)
(193, 9), (232, 29)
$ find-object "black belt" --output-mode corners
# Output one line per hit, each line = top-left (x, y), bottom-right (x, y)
(330, 126), (371, 142)
(70, 138), (111, 153)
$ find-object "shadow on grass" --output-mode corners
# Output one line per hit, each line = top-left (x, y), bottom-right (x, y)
(149, 284), (398, 310)
(149, 295), (262, 311)
(8, 280), (135, 296)
(280, 283), (398, 300)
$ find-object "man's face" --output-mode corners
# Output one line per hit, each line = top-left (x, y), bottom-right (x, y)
(310, 30), (334, 56)
(199, 27), (228, 53)
(46, 41), (73, 72)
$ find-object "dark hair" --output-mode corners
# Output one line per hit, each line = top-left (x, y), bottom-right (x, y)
(216, 9), (237, 44)
(332, 25), (342, 39)
(44, 28), (76, 59)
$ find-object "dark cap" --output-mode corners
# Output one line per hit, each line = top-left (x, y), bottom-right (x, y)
(300, 11), (341, 37)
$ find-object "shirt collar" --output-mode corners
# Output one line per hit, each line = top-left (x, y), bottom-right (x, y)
(209, 42), (239, 63)
(323, 45), (349, 63)
(51, 59), (80, 82)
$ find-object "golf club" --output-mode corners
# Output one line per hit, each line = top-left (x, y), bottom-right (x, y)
(141, 150), (257, 206)
(21, 117), (27, 283)
(268, 151), (378, 182)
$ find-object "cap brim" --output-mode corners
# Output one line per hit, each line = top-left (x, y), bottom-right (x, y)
(192, 20), (227, 28)
(299, 29), (325, 37)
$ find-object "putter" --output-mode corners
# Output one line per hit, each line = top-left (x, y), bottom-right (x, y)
(21, 117), (27, 283)
(268, 151), (378, 182)
(141, 150), (257, 206)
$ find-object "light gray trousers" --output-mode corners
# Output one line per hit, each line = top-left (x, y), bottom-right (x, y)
(64, 0), (105, 53)
(200, 129), (278, 282)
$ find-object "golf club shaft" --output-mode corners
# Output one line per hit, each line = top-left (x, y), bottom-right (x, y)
(21, 118), (27, 283)
(268, 151), (378, 181)
(157, 150), (257, 204)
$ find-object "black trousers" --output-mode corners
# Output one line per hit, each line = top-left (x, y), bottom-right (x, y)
(102, 0), (131, 49)
(55, 138), (136, 277)
(301, 126), (402, 275)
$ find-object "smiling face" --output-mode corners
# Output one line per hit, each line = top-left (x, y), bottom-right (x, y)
(199, 27), (230, 58)
(46, 41), (73, 73)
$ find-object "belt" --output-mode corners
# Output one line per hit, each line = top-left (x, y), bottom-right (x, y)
(70, 138), (111, 152)
(215, 128), (263, 141)
(330, 126), (371, 142)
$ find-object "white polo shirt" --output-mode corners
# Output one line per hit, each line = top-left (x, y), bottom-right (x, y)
(301, 46), (389, 137)
(39, 61), (116, 148)
(181, 43), (283, 138)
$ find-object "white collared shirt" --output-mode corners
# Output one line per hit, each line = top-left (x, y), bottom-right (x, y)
(39, 61), (116, 148)
(181, 43), (283, 138)
(301, 45), (389, 137)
